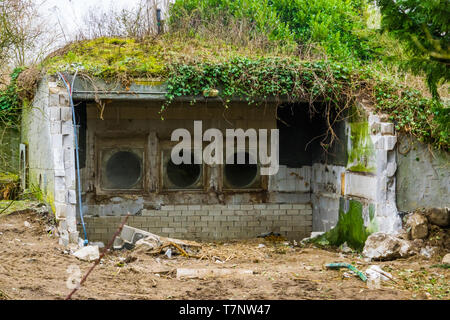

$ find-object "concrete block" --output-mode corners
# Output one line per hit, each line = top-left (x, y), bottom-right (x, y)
(68, 189), (77, 204)
(49, 107), (61, 121)
(60, 107), (72, 121)
(50, 121), (61, 134)
(373, 136), (384, 149)
(345, 172), (377, 200)
(384, 136), (397, 150)
(55, 190), (66, 203)
(62, 121), (72, 136)
(54, 177), (66, 191)
(59, 94), (69, 106)
(55, 169), (66, 177)
(49, 92), (60, 105)
(62, 134), (73, 147)
(52, 134), (63, 149)
(68, 231), (79, 244)
(55, 203), (67, 219)
(59, 230), (69, 246)
(380, 122), (394, 135)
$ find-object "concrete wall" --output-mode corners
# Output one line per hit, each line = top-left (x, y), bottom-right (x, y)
(311, 163), (345, 231)
(80, 203), (312, 243)
(77, 100), (314, 241)
(21, 77), (56, 204)
(396, 139), (450, 211)
(28, 77), (448, 245)
(311, 112), (402, 234)
(22, 76), (78, 244)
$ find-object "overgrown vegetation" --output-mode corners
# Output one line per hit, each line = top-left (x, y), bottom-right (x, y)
(0, 0), (448, 151)
(0, 67), (23, 127)
(377, 0), (449, 99)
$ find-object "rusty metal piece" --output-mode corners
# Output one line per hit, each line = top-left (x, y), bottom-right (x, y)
(65, 213), (131, 300)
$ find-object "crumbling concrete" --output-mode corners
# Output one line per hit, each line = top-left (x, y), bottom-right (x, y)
(406, 213), (429, 239)
(363, 232), (413, 260)
(21, 76), (78, 244)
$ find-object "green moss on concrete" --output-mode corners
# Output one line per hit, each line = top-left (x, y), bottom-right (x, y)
(347, 121), (375, 173)
(44, 37), (166, 79)
(312, 200), (372, 251)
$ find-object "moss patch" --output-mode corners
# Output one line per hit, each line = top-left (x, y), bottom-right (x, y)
(347, 122), (376, 173)
(312, 200), (371, 251)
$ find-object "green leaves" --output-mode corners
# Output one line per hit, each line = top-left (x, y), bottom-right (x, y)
(164, 55), (447, 151)
(377, 0), (450, 99)
(0, 67), (23, 127)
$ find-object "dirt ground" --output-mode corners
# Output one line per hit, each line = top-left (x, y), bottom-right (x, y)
(0, 209), (448, 300)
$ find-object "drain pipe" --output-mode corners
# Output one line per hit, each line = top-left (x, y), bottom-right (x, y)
(57, 71), (88, 246)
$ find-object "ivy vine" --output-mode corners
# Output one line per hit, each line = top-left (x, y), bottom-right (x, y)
(0, 67), (24, 128)
(164, 57), (448, 150)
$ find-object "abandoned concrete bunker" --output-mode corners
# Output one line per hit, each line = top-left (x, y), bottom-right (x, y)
(19, 69), (448, 247)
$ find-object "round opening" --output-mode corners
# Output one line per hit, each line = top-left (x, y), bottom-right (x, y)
(105, 151), (142, 189)
(224, 151), (258, 188)
(167, 150), (201, 188)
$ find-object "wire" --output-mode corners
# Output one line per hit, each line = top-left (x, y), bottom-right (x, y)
(57, 71), (88, 246)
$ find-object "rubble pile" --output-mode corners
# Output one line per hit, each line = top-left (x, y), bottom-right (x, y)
(363, 208), (449, 261)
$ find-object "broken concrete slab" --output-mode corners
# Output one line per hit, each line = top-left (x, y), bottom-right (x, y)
(419, 246), (439, 259)
(363, 232), (413, 261)
(406, 213), (428, 239)
(73, 245), (99, 261)
(442, 253), (450, 264)
(425, 208), (449, 227)
(176, 268), (253, 279)
(116, 225), (201, 256)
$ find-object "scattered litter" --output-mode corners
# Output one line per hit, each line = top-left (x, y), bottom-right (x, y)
(117, 226), (202, 258)
(300, 231), (324, 244)
(340, 242), (352, 253)
(24, 221), (31, 228)
(257, 244), (266, 248)
(420, 246), (439, 259)
(176, 268), (254, 279)
(73, 245), (100, 261)
(257, 232), (285, 241)
(342, 272), (352, 278)
(365, 265), (394, 283)
(90, 241), (105, 249)
(325, 263), (367, 282)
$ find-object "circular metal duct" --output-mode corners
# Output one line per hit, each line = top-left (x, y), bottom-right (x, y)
(166, 150), (201, 188)
(105, 151), (142, 189)
(224, 151), (258, 188)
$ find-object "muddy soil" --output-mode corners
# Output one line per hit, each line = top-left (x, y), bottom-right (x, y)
(0, 210), (448, 300)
